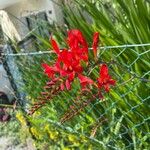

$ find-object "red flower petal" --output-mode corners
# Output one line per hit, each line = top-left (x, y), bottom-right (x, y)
(50, 37), (60, 54)
(67, 29), (88, 48)
(42, 63), (54, 77)
(42, 63), (61, 78)
(108, 79), (116, 85)
(67, 29), (88, 62)
(98, 64), (116, 93)
(68, 72), (75, 81)
(78, 74), (93, 89)
(100, 64), (109, 78)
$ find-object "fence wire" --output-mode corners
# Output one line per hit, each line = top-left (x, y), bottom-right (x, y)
(2, 44), (150, 149)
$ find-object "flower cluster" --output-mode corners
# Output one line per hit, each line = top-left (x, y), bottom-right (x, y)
(42, 30), (89, 90)
(29, 29), (116, 116)
(42, 29), (116, 97)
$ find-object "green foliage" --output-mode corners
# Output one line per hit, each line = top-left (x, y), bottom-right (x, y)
(0, 110), (34, 149)
(6, 0), (150, 149)
(62, 0), (150, 44)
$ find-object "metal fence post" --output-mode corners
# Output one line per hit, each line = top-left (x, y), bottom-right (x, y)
(2, 44), (27, 109)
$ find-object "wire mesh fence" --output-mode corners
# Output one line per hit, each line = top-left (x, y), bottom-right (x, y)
(1, 43), (150, 149)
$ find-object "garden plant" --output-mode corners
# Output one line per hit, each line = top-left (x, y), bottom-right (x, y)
(2, 0), (150, 149)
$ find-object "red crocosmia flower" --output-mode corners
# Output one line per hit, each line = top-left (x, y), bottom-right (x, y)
(59, 50), (73, 69)
(78, 74), (94, 89)
(67, 29), (88, 49)
(50, 37), (60, 55)
(71, 60), (83, 73)
(97, 64), (116, 92)
(42, 63), (56, 78)
(59, 50), (83, 74)
(43, 30), (101, 92)
(92, 32), (99, 59)
(67, 29), (88, 62)
(68, 72), (75, 81)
